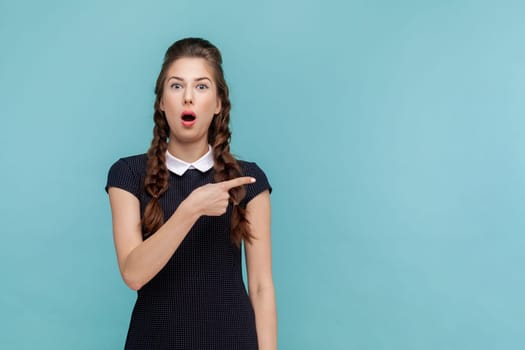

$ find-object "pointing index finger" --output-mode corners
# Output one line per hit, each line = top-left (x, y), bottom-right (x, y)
(221, 176), (256, 190)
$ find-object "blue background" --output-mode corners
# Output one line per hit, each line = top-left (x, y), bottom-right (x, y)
(1, 0), (524, 349)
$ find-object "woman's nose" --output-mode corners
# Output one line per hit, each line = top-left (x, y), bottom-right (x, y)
(183, 89), (193, 104)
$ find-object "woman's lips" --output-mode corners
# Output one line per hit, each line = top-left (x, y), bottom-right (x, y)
(181, 110), (196, 127)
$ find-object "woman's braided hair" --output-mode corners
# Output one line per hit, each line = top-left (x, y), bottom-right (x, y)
(141, 38), (253, 247)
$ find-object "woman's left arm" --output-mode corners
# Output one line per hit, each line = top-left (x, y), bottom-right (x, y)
(245, 190), (277, 350)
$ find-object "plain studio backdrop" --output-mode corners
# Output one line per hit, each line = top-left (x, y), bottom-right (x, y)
(1, 0), (523, 349)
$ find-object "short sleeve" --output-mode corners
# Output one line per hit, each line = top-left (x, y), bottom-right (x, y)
(104, 158), (141, 198)
(240, 162), (272, 208)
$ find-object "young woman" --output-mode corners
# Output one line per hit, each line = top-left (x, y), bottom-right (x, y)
(105, 38), (276, 349)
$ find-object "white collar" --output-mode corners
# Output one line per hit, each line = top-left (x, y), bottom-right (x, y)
(165, 144), (214, 175)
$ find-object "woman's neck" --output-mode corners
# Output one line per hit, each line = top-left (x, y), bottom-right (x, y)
(167, 140), (210, 163)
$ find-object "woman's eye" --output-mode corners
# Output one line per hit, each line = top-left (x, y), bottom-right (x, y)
(196, 83), (209, 90)
(170, 83), (182, 89)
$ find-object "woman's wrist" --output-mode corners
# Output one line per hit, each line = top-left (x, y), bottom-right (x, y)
(178, 196), (202, 220)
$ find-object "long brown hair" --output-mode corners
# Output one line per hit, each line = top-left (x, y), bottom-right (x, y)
(141, 37), (253, 247)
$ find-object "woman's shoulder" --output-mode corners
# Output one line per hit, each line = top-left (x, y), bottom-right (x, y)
(236, 159), (273, 205)
(237, 159), (268, 176)
(117, 152), (148, 164)
(105, 153), (148, 195)
(109, 153), (148, 174)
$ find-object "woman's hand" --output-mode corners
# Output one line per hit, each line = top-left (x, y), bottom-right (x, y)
(184, 176), (255, 216)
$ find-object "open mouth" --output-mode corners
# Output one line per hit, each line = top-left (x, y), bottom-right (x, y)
(181, 114), (196, 122)
(181, 111), (197, 127)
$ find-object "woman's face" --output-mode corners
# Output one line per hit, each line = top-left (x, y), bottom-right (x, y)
(160, 57), (222, 145)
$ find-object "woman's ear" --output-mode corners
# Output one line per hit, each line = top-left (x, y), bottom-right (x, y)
(159, 97), (165, 112)
(215, 98), (222, 115)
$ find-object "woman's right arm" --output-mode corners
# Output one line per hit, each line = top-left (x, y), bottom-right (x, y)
(108, 187), (199, 290)
(107, 176), (255, 291)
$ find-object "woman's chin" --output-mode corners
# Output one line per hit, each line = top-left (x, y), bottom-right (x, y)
(168, 131), (209, 145)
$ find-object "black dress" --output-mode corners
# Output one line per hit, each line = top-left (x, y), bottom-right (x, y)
(105, 154), (272, 350)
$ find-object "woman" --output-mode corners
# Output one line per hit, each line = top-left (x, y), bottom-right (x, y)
(105, 38), (276, 349)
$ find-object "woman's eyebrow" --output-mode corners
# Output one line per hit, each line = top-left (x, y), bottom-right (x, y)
(167, 76), (212, 82)
(195, 77), (212, 82)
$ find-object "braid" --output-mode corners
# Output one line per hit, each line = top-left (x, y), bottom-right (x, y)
(141, 110), (170, 239)
(210, 99), (254, 248)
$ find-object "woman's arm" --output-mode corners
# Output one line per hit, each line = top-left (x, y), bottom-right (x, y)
(108, 187), (200, 290)
(108, 177), (255, 291)
(245, 190), (277, 350)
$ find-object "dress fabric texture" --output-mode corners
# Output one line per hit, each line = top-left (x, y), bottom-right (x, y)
(105, 153), (272, 350)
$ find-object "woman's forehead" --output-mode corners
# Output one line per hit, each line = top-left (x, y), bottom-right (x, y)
(166, 57), (215, 81)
